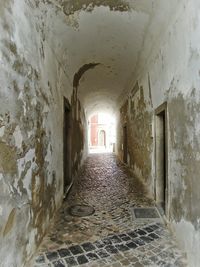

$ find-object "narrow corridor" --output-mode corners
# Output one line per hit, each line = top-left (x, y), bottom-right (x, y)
(32, 154), (186, 267)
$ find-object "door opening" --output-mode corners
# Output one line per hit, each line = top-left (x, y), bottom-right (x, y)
(99, 130), (106, 146)
(123, 125), (128, 164)
(155, 103), (168, 214)
(63, 98), (72, 195)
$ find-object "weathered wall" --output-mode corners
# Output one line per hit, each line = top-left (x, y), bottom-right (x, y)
(118, 0), (200, 265)
(0, 1), (87, 267)
(118, 82), (153, 195)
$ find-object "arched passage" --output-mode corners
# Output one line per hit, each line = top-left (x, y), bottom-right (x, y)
(98, 130), (106, 146)
(0, 0), (199, 266)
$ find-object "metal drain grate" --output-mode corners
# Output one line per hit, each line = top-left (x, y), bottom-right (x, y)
(68, 205), (95, 217)
(131, 207), (162, 222)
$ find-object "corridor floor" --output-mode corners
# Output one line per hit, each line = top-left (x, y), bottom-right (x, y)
(32, 154), (187, 267)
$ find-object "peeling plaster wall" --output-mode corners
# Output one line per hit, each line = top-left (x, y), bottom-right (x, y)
(118, 0), (200, 265)
(0, 1), (87, 266)
(118, 82), (153, 195)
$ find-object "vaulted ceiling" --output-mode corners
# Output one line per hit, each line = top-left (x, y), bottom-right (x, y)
(37, 0), (179, 116)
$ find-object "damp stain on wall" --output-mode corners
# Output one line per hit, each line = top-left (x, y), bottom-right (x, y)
(51, 0), (130, 16)
(0, 142), (17, 175)
(3, 208), (16, 237)
(119, 82), (153, 185)
(168, 90), (200, 229)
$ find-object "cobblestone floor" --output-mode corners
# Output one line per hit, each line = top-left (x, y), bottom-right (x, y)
(31, 154), (187, 267)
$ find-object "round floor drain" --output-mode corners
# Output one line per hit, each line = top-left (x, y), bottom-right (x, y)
(68, 205), (95, 217)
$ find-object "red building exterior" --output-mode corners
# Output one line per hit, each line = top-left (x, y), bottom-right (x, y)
(90, 114), (98, 146)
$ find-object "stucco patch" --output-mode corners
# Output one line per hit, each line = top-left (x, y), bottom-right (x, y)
(52, 0), (130, 16)
(3, 208), (16, 237)
(0, 142), (17, 175)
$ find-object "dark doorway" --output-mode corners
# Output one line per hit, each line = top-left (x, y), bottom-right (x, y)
(123, 125), (128, 164)
(155, 103), (168, 214)
(63, 98), (72, 195)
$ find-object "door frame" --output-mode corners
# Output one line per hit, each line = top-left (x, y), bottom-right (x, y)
(154, 102), (169, 217)
(98, 130), (106, 147)
(123, 124), (128, 164)
(63, 97), (72, 197)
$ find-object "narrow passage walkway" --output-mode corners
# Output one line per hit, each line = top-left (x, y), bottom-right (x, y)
(32, 154), (187, 267)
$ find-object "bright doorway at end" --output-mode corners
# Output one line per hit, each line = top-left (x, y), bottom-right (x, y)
(88, 113), (116, 154)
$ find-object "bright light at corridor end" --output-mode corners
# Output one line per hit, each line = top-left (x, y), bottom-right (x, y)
(88, 112), (116, 154)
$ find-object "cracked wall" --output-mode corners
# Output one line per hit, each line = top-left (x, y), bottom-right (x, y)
(118, 0), (200, 265)
(0, 1), (87, 266)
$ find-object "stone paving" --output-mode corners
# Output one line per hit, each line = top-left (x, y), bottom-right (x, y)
(31, 153), (187, 267)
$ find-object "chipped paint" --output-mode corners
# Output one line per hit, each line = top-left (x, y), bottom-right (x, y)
(50, 0), (130, 16)
(3, 208), (16, 237)
(0, 142), (17, 175)
(13, 125), (23, 149)
(0, 126), (5, 138)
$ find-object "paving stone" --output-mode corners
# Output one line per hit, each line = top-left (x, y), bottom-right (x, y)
(46, 251), (59, 261)
(35, 254), (45, 264)
(143, 226), (154, 233)
(134, 238), (146, 247)
(96, 249), (110, 258)
(134, 262), (144, 267)
(157, 260), (168, 266)
(111, 263), (122, 267)
(141, 259), (153, 265)
(127, 231), (138, 239)
(102, 238), (112, 246)
(57, 248), (71, 258)
(148, 254), (158, 262)
(126, 241), (137, 249)
(129, 256), (139, 263)
(52, 259), (65, 267)
(93, 241), (104, 249)
(150, 224), (160, 231)
(108, 235), (122, 244)
(105, 245), (118, 254)
(81, 242), (96, 252)
(120, 235), (131, 242)
(64, 256), (78, 266)
(136, 229), (147, 236)
(86, 252), (99, 261)
(69, 245), (84, 255)
(115, 244), (129, 252)
(77, 255), (89, 265)
(140, 236), (153, 243)
(120, 258), (130, 266)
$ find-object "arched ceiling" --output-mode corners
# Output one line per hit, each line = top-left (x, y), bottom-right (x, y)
(39, 0), (161, 116)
